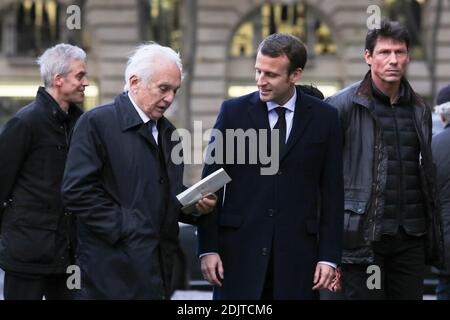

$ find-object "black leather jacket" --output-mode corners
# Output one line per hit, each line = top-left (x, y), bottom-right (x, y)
(326, 72), (444, 267)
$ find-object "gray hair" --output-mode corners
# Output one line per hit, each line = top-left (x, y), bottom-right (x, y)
(36, 43), (86, 88)
(435, 102), (450, 119)
(124, 42), (184, 91)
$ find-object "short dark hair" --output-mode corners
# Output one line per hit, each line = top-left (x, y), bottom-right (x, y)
(365, 19), (410, 54)
(257, 33), (308, 74)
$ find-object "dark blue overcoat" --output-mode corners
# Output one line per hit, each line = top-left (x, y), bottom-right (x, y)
(198, 87), (344, 299)
(63, 93), (186, 299)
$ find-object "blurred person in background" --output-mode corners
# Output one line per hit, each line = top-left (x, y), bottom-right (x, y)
(431, 84), (450, 300)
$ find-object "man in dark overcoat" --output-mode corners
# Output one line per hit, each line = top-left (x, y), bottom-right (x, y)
(62, 43), (215, 299)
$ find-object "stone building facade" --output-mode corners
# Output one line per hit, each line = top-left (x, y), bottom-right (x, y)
(1, 0), (449, 182)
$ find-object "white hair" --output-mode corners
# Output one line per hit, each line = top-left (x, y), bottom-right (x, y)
(124, 42), (184, 91)
(435, 102), (450, 119)
(36, 43), (86, 88)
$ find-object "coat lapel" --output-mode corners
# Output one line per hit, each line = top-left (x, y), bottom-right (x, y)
(115, 93), (158, 150)
(248, 93), (273, 163)
(157, 119), (176, 168)
(282, 87), (313, 160)
(138, 123), (158, 150)
(248, 92), (271, 131)
(248, 90), (313, 162)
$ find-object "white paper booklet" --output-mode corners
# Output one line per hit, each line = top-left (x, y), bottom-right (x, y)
(176, 168), (231, 208)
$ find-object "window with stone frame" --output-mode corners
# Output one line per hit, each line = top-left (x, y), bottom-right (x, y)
(383, 0), (426, 59)
(0, 0), (86, 57)
(230, 2), (336, 58)
(138, 0), (182, 52)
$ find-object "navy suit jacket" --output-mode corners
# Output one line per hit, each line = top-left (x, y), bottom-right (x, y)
(198, 87), (344, 299)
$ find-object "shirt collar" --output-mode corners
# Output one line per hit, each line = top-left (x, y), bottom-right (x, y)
(266, 88), (297, 113)
(127, 91), (152, 124)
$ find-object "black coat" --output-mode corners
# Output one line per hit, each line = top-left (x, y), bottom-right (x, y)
(432, 124), (450, 274)
(198, 87), (344, 299)
(62, 93), (190, 299)
(0, 87), (82, 274)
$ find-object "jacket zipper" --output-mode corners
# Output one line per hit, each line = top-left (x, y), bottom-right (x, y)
(366, 105), (381, 242)
(391, 104), (405, 227)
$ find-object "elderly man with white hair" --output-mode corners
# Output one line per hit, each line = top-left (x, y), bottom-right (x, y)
(432, 84), (450, 300)
(62, 42), (216, 299)
(0, 43), (88, 300)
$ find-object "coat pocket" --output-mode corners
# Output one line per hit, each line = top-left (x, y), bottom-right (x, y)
(343, 200), (367, 250)
(6, 209), (59, 264)
(116, 208), (138, 247)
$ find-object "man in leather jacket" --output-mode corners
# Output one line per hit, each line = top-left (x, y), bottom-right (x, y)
(326, 19), (443, 299)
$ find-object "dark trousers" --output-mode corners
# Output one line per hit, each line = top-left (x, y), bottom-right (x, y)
(4, 271), (72, 300)
(341, 227), (425, 300)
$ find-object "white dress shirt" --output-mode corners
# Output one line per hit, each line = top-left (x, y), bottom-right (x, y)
(128, 91), (158, 144)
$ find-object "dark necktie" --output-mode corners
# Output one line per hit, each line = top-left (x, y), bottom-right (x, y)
(146, 120), (158, 146)
(273, 107), (287, 155)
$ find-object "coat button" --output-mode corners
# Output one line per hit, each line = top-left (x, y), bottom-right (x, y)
(2, 201), (7, 208)
(159, 177), (164, 184)
(268, 209), (275, 217)
(262, 248), (268, 256)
